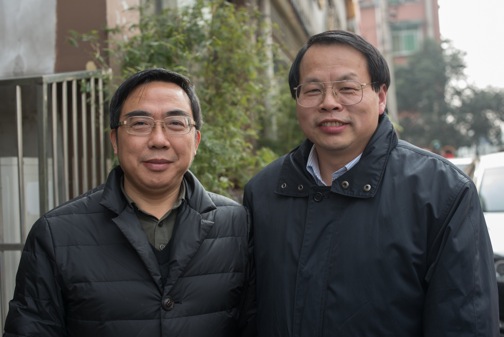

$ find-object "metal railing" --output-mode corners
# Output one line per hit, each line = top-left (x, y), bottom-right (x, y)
(0, 70), (112, 328)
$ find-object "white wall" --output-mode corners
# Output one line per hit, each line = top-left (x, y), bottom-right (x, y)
(291, 0), (327, 35)
(0, 157), (54, 328)
(0, 0), (57, 77)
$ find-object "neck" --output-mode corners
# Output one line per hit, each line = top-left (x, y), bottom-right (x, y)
(135, 194), (179, 219)
(314, 147), (359, 184)
(124, 183), (182, 219)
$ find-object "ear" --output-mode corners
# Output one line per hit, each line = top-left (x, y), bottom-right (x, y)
(194, 130), (201, 155)
(378, 84), (388, 115)
(110, 129), (118, 155)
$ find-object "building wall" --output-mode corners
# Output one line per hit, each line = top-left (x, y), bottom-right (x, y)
(55, 1), (107, 72)
(290, 0), (329, 35)
(0, 0), (140, 78)
(270, 0), (310, 59)
(0, 0), (57, 77)
(359, 3), (380, 47)
(0, 0), (348, 79)
(359, 0), (440, 65)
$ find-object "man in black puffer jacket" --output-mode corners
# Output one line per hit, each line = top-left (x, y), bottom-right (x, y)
(4, 68), (256, 337)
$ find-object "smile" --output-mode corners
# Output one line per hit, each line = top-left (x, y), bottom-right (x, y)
(320, 121), (345, 127)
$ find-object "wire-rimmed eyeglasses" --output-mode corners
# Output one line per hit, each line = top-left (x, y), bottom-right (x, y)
(294, 80), (374, 107)
(116, 115), (196, 136)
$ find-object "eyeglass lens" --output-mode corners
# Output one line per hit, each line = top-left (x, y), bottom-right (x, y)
(296, 81), (364, 107)
(124, 116), (193, 135)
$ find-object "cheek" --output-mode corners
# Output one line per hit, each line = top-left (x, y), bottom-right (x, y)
(296, 107), (310, 122)
(116, 137), (143, 157)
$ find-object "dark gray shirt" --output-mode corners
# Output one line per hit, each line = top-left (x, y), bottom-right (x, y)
(122, 181), (185, 251)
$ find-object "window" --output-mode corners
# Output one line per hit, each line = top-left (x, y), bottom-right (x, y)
(391, 27), (421, 56)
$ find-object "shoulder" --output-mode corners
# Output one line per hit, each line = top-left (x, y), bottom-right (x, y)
(392, 139), (473, 188)
(22, 186), (107, 253)
(207, 193), (248, 223)
(245, 154), (287, 189)
(45, 184), (106, 219)
(207, 192), (241, 208)
(202, 192), (250, 238)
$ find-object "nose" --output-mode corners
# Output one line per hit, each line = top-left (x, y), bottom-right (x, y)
(152, 121), (167, 134)
(320, 87), (343, 111)
(148, 122), (171, 147)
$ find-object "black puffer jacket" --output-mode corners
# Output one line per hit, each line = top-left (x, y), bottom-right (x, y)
(244, 115), (498, 336)
(4, 167), (255, 337)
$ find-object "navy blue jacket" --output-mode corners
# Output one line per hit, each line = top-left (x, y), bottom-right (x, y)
(244, 115), (498, 336)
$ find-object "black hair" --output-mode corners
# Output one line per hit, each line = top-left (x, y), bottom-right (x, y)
(288, 30), (391, 99)
(109, 68), (202, 130)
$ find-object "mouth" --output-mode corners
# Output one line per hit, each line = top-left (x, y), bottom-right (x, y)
(142, 159), (174, 172)
(145, 159), (171, 164)
(319, 120), (346, 127)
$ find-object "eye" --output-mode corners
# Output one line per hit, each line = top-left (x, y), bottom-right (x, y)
(167, 119), (185, 126)
(338, 81), (360, 91)
(131, 119), (149, 126)
(302, 84), (323, 96)
(128, 117), (152, 128)
(165, 117), (189, 130)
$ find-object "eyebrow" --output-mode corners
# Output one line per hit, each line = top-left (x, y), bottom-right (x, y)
(165, 109), (191, 117)
(124, 109), (191, 118)
(302, 73), (361, 83)
(124, 110), (150, 118)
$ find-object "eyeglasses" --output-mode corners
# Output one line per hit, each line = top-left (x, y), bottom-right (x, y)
(116, 116), (196, 136)
(294, 80), (374, 107)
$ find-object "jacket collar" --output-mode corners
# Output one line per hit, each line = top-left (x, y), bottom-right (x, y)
(99, 167), (217, 291)
(100, 166), (216, 215)
(275, 115), (398, 199)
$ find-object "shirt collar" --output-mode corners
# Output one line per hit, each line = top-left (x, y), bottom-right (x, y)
(306, 146), (362, 186)
(121, 176), (186, 218)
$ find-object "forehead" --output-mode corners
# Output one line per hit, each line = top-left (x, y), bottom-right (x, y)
(300, 43), (369, 80)
(121, 81), (192, 117)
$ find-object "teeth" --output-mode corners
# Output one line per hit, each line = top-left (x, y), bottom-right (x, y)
(321, 121), (343, 127)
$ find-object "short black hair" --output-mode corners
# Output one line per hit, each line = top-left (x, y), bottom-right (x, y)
(109, 68), (202, 130)
(288, 30), (391, 99)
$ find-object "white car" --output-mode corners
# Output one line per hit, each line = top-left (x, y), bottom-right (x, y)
(448, 156), (477, 178)
(472, 151), (504, 327)
(473, 152), (504, 256)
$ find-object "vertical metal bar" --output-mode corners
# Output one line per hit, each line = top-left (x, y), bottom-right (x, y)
(15, 86), (26, 242)
(90, 77), (97, 187)
(71, 80), (78, 197)
(98, 76), (106, 182)
(0, 251), (4, 331)
(36, 82), (49, 216)
(62, 81), (69, 201)
(155, 0), (162, 13)
(81, 81), (88, 192)
(51, 83), (60, 206)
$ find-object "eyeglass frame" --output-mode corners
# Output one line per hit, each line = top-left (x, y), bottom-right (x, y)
(293, 80), (376, 108)
(115, 115), (197, 136)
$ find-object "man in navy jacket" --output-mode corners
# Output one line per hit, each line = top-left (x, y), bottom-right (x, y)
(244, 30), (498, 336)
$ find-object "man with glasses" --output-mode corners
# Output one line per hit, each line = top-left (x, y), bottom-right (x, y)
(4, 68), (256, 337)
(244, 30), (498, 336)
